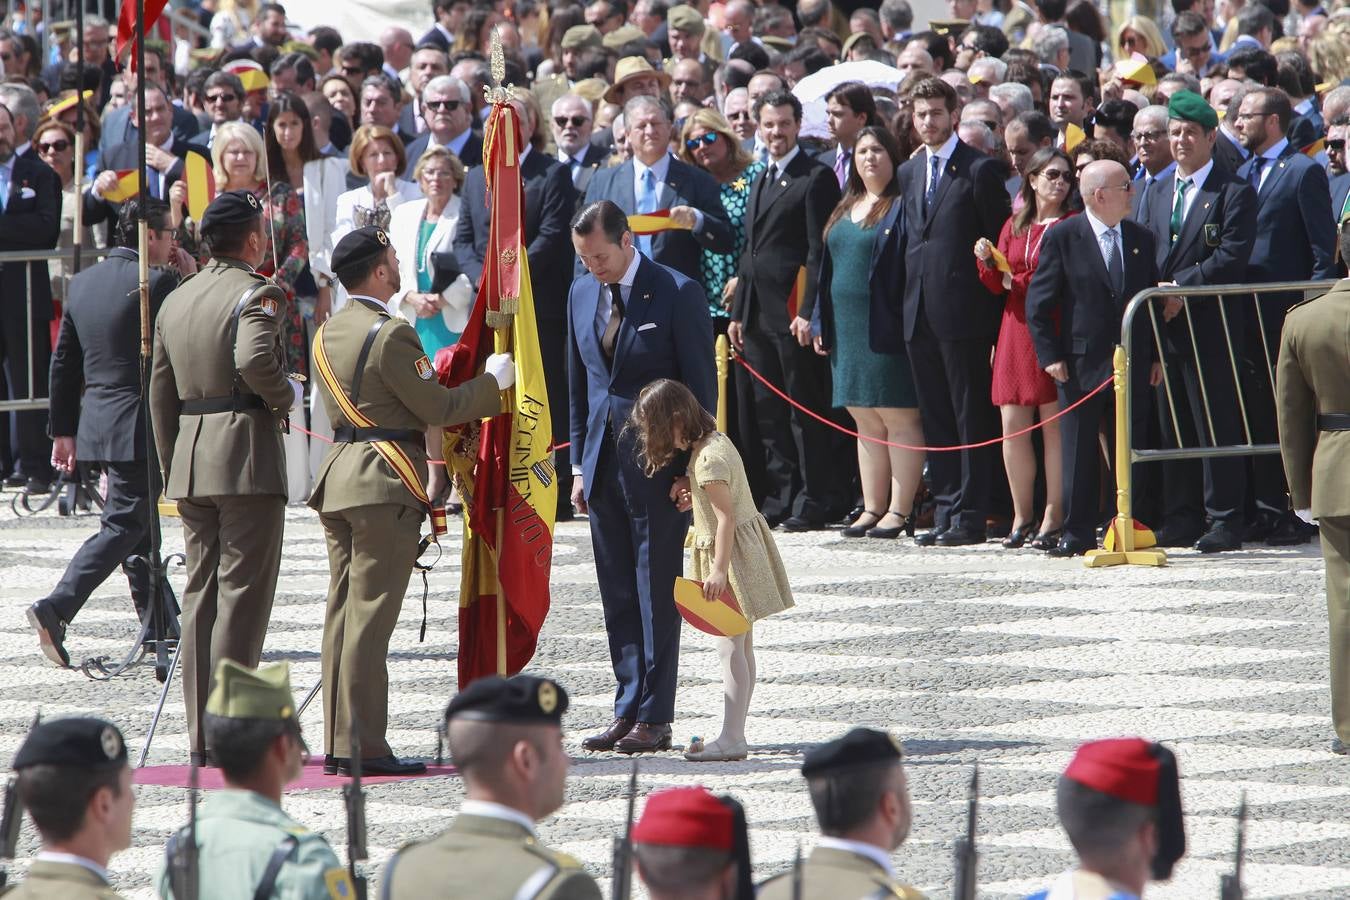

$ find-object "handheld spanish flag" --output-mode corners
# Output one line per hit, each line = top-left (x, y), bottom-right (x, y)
(1115, 52), (1156, 87)
(184, 153), (216, 222)
(116, 0), (169, 62)
(41, 90), (93, 122)
(103, 169), (142, 203)
(989, 246), (1012, 275)
(674, 577), (750, 637)
(1064, 123), (1087, 154)
(224, 60), (271, 95)
(1303, 138), (1326, 158)
(628, 209), (690, 235)
(784, 266), (807, 319)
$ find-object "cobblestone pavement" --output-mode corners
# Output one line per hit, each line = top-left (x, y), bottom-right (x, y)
(0, 501), (1346, 898)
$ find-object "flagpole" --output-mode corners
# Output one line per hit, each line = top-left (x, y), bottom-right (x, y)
(72, 0), (85, 277)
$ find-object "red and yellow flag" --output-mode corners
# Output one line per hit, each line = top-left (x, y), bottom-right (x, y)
(184, 153), (216, 222)
(1064, 123), (1087, 154)
(628, 209), (690, 235)
(674, 577), (750, 637)
(436, 98), (556, 690)
(103, 169), (141, 203)
(1303, 138), (1326, 157)
(116, 0), (170, 64)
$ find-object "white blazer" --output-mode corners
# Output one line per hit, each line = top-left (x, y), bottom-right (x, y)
(302, 156), (348, 281)
(388, 196), (474, 336)
(331, 178), (423, 311)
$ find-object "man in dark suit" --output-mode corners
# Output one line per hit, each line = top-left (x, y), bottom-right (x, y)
(817, 82), (877, 190)
(27, 200), (188, 668)
(1027, 160), (1161, 556)
(418, 0), (467, 51)
(582, 95), (733, 283)
(402, 75), (483, 177)
(727, 90), (842, 530)
(1234, 86), (1338, 544)
(1328, 116), (1349, 222)
(455, 94), (577, 519)
(567, 200), (715, 755)
(95, 47), (199, 159)
(551, 93), (609, 196)
(0, 101), (61, 493)
(1137, 91), (1257, 553)
(187, 71), (248, 153)
(898, 77), (1011, 546)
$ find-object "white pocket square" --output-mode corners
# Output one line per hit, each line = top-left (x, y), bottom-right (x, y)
(18, 187), (34, 199)
(637, 322), (658, 332)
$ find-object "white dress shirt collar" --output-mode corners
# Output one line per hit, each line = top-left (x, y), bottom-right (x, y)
(1259, 137), (1289, 161)
(348, 292), (399, 318)
(925, 131), (959, 164)
(814, 837), (895, 878)
(1175, 157), (1213, 224)
(443, 127), (472, 157)
(633, 152), (671, 185)
(35, 851), (110, 883)
(1085, 209), (1117, 241)
(618, 245), (642, 287)
(460, 799), (537, 836)
(768, 143), (800, 172)
(14, 140), (30, 159)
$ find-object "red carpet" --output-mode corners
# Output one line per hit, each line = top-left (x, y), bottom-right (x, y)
(136, 760), (458, 791)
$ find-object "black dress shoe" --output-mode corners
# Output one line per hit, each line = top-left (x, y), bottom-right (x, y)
(915, 526), (946, 547)
(1001, 524), (1036, 549)
(1029, 528), (1062, 551)
(614, 722), (673, 754)
(3, 474), (23, 489)
(324, 755), (347, 775)
(189, 750), (216, 768)
(778, 515), (826, 532)
(1243, 510), (1280, 542)
(1266, 512), (1312, 546)
(1195, 523), (1242, 553)
(866, 512), (914, 539)
(581, 717), (635, 751)
(1332, 738), (1349, 755)
(339, 755), (426, 776)
(841, 511), (883, 538)
(1153, 521), (1203, 548)
(27, 602), (70, 668)
(1048, 536), (1094, 557)
(936, 525), (987, 547)
(24, 477), (51, 494)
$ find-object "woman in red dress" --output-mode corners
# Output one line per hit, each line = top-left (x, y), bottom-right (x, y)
(975, 147), (1080, 550)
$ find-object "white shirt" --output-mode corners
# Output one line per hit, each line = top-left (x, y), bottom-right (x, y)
(1252, 137), (1288, 191)
(924, 132), (959, 194)
(445, 127), (473, 159)
(349, 292), (400, 319)
(766, 143), (800, 179)
(1173, 158), (1213, 226)
(0, 152), (15, 207)
(814, 837), (895, 878)
(14, 140), (30, 158)
(1085, 209), (1122, 272)
(35, 851), (110, 884)
(595, 246), (641, 332)
(459, 799), (538, 836)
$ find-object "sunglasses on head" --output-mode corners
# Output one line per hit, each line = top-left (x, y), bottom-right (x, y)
(425, 99), (460, 112)
(37, 139), (69, 153)
(554, 115), (588, 128)
(684, 132), (718, 150)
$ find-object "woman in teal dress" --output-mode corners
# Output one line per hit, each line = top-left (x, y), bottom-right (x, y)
(811, 126), (925, 540)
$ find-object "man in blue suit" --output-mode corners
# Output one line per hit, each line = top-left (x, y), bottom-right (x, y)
(1234, 87), (1338, 544)
(567, 200), (716, 754)
(582, 95), (733, 283)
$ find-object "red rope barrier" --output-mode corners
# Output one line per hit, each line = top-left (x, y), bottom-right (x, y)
(732, 354), (1115, 452)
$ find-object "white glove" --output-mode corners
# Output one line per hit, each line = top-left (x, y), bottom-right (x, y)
(1295, 508), (1316, 525)
(485, 352), (515, 390)
(288, 378), (304, 410)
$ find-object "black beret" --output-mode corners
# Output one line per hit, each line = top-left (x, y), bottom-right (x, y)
(200, 189), (263, 233)
(13, 717), (127, 770)
(801, 727), (903, 778)
(331, 226), (392, 274)
(445, 675), (569, 725)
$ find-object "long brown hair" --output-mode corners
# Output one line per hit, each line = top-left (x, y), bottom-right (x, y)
(627, 379), (717, 477)
(1012, 146), (1078, 235)
(823, 125), (903, 239)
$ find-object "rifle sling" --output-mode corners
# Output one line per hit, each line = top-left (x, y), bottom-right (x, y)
(252, 834), (299, 900)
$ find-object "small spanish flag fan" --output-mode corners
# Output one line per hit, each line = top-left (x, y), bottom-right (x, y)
(184, 153), (216, 222)
(627, 209), (689, 235)
(674, 576), (750, 637)
(103, 169), (141, 203)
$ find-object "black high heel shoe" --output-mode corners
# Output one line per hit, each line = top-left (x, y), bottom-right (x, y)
(842, 510), (884, 538)
(1030, 527), (1063, 551)
(1002, 523), (1036, 549)
(866, 510), (913, 539)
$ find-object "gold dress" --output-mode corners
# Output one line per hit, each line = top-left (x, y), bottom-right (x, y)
(689, 432), (794, 622)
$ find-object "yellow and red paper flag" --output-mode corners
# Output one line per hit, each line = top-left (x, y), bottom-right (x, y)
(1064, 123), (1087, 153)
(989, 246), (1012, 275)
(436, 98), (556, 689)
(627, 209), (690, 235)
(103, 169), (141, 203)
(674, 577), (750, 637)
(225, 61), (271, 94)
(1303, 138), (1326, 157)
(1115, 52), (1156, 86)
(784, 265), (807, 319)
(184, 153), (216, 221)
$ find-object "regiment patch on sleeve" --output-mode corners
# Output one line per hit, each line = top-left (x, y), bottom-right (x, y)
(415, 355), (434, 380)
(260, 297), (278, 317)
(324, 867), (355, 898)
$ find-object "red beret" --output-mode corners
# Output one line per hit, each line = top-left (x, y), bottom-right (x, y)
(632, 787), (734, 852)
(1063, 737), (1161, 806)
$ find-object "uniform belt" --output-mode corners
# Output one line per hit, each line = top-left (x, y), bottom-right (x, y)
(180, 394), (267, 415)
(333, 425), (423, 443)
(1318, 413), (1350, 431)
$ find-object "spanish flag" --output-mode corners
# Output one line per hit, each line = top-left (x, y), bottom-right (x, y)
(1064, 123), (1087, 154)
(116, 0), (169, 63)
(990, 246), (1012, 275)
(103, 169), (141, 203)
(184, 153), (216, 222)
(628, 209), (690, 234)
(1302, 138), (1326, 158)
(436, 99), (555, 689)
(674, 577), (750, 637)
(784, 265), (807, 319)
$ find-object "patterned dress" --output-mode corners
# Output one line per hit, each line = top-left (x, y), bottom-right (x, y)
(699, 161), (765, 319)
(252, 181), (309, 378)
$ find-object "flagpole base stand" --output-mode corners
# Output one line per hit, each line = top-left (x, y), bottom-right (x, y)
(1084, 548), (1168, 568)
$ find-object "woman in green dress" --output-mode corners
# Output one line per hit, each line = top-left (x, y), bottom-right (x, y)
(812, 127), (925, 540)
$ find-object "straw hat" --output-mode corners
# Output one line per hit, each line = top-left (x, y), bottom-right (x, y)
(604, 56), (671, 104)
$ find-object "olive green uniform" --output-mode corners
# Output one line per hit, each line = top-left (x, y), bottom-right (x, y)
(5, 860), (125, 899)
(757, 846), (926, 900)
(149, 256), (294, 757)
(380, 813), (601, 900)
(308, 296), (500, 758)
(1277, 278), (1350, 743)
(156, 789), (352, 900)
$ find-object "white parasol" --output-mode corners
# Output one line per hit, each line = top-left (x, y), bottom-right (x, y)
(791, 60), (907, 139)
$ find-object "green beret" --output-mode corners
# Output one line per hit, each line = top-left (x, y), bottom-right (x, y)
(1167, 90), (1218, 130)
(331, 226), (392, 274)
(801, 727), (903, 778)
(603, 24), (647, 52)
(666, 4), (705, 34)
(199, 189), (262, 233)
(13, 717), (127, 770)
(561, 24), (603, 51)
(206, 659), (296, 721)
(445, 675), (569, 725)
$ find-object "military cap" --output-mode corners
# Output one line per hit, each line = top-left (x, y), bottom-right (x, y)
(13, 717), (127, 770)
(603, 24), (647, 52)
(445, 674), (569, 724)
(200, 189), (263, 233)
(572, 78), (611, 104)
(801, 727), (903, 778)
(666, 4), (705, 34)
(1167, 89), (1218, 130)
(205, 659), (296, 721)
(330, 226), (392, 273)
(561, 24), (603, 52)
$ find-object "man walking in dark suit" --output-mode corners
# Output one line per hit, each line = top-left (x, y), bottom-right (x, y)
(0, 101), (61, 493)
(898, 77), (1011, 546)
(582, 95), (733, 283)
(568, 200), (715, 754)
(1234, 86), (1338, 544)
(454, 90), (578, 518)
(27, 200), (190, 668)
(727, 90), (842, 530)
(1027, 161), (1160, 556)
(1136, 91), (1257, 553)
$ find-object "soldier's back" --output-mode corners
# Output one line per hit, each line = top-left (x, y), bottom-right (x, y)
(381, 813), (601, 900)
(7, 860), (126, 900)
(757, 847), (926, 900)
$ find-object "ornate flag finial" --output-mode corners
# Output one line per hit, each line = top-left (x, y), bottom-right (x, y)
(484, 27), (511, 105)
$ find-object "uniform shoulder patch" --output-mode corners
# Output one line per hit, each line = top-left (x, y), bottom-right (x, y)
(260, 296), (278, 317)
(324, 867), (356, 899)
(415, 355), (435, 380)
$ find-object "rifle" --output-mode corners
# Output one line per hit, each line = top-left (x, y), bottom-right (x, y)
(1218, 792), (1247, 900)
(1, 714), (40, 890)
(168, 761), (200, 900)
(952, 763), (979, 900)
(790, 841), (803, 900)
(344, 722), (368, 900)
(609, 759), (638, 900)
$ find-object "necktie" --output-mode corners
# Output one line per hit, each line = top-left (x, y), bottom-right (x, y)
(1169, 177), (1190, 241)
(1137, 175), (1152, 213)
(925, 153), (941, 211)
(1104, 227), (1124, 294)
(1248, 156), (1266, 190)
(570, 157), (582, 187)
(833, 149), (849, 188)
(767, 163), (779, 184)
(637, 167), (657, 256)
(146, 165), (161, 199)
(601, 283), (624, 360)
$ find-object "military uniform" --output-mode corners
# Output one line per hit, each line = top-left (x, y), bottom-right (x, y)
(7, 860), (126, 900)
(309, 228), (501, 763)
(148, 191), (294, 759)
(757, 845), (925, 900)
(1277, 279), (1350, 746)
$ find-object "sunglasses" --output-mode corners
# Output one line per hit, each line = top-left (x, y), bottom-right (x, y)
(37, 139), (70, 153)
(425, 99), (461, 112)
(727, 110), (752, 121)
(1329, 139), (1346, 151)
(685, 132), (718, 150)
(553, 114), (588, 128)
(206, 93), (238, 104)
(1039, 168), (1072, 182)
(341, 65), (365, 75)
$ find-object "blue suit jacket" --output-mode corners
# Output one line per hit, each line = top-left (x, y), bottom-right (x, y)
(581, 155), (733, 283)
(811, 198), (908, 354)
(567, 253), (716, 495)
(1238, 144), (1338, 283)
